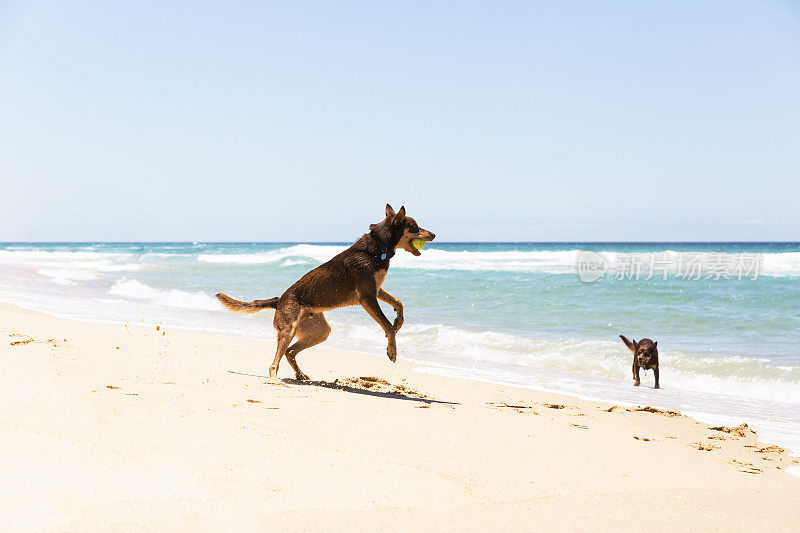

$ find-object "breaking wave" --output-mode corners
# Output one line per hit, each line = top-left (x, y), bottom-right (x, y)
(195, 245), (800, 276)
(0, 250), (142, 285)
(108, 280), (221, 311)
(3, 245), (798, 278)
(331, 319), (800, 405)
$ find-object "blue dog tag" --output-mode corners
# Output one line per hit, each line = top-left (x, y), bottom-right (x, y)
(381, 253), (387, 260)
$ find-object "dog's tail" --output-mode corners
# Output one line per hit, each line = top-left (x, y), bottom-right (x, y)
(216, 293), (278, 314)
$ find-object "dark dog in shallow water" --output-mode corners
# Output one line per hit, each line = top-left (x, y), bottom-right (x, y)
(619, 335), (660, 389)
(216, 204), (435, 380)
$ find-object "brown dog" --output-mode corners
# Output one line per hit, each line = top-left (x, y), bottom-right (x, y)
(216, 204), (435, 380)
(619, 335), (660, 389)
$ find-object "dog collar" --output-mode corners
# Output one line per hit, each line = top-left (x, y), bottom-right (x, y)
(369, 230), (395, 261)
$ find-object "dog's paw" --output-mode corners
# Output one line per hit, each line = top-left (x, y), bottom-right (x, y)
(387, 344), (397, 362)
(634, 380), (641, 387)
(295, 372), (310, 381)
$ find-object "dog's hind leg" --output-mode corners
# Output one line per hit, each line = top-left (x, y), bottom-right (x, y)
(284, 313), (331, 381)
(270, 326), (296, 380)
(269, 300), (300, 380)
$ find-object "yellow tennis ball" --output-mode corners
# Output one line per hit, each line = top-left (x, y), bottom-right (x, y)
(411, 238), (425, 250)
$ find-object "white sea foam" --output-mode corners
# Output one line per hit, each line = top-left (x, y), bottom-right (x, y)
(0, 250), (132, 261)
(194, 245), (800, 277)
(197, 244), (346, 265)
(36, 269), (100, 285)
(331, 319), (800, 405)
(3, 246), (799, 277)
(760, 251), (800, 277)
(108, 280), (221, 311)
(0, 250), (142, 285)
(197, 246), (582, 272)
(281, 259), (311, 266)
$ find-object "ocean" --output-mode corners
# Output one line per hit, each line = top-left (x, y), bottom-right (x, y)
(1, 241), (799, 462)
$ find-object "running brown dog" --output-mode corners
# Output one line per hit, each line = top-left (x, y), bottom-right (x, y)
(619, 335), (660, 389)
(216, 204), (435, 380)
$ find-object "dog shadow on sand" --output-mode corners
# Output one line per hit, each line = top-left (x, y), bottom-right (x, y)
(228, 371), (458, 406)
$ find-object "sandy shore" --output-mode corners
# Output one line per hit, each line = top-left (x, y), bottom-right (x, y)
(1, 302), (798, 531)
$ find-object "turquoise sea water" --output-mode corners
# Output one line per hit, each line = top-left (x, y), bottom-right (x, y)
(1, 242), (799, 461)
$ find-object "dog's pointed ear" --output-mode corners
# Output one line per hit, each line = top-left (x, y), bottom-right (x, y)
(620, 335), (636, 352)
(385, 204), (396, 218)
(651, 341), (657, 350)
(393, 205), (406, 225)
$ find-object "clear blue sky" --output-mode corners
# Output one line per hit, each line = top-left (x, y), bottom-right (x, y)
(1, 1), (798, 241)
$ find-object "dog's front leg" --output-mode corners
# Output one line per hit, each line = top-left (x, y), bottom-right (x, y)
(653, 366), (660, 389)
(360, 296), (398, 362)
(633, 360), (641, 386)
(378, 289), (404, 332)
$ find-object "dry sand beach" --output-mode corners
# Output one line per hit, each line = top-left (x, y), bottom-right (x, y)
(1, 301), (799, 531)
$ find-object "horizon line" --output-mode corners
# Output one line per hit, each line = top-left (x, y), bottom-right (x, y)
(2, 241), (799, 245)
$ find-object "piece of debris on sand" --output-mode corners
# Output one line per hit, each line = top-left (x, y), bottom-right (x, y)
(634, 406), (681, 417)
(755, 444), (786, 454)
(334, 376), (427, 399)
(9, 336), (66, 347)
(486, 402), (539, 414)
(709, 423), (756, 437)
(730, 458), (763, 474)
(689, 442), (720, 452)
